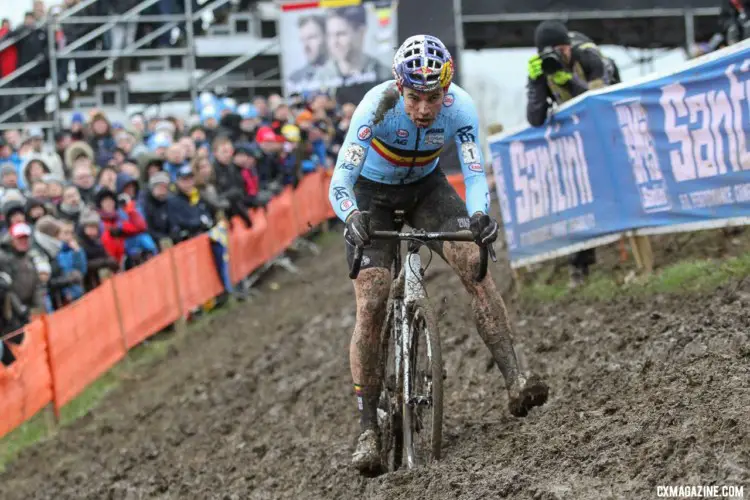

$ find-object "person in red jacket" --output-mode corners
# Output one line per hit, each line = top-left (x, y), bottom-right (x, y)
(94, 188), (148, 266)
(0, 21), (19, 78)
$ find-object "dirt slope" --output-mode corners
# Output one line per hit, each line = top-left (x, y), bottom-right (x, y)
(1, 233), (748, 500)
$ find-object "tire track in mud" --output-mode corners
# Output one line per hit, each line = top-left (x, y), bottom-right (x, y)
(1, 234), (749, 500)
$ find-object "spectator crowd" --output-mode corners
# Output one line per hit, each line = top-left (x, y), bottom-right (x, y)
(0, 89), (355, 367)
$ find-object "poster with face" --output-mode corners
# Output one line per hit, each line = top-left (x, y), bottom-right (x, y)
(279, 0), (397, 104)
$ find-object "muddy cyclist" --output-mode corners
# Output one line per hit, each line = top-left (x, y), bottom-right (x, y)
(329, 34), (550, 473)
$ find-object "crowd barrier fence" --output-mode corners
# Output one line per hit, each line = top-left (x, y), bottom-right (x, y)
(0, 170), (469, 440)
(488, 40), (750, 269)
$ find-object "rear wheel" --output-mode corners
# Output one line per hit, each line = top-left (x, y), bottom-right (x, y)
(403, 298), (443, 468)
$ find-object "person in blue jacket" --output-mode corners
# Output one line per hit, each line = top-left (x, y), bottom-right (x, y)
(56, 219), (87, 304)
(167, 165), (214, 243)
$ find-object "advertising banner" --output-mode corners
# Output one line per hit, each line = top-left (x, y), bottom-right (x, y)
(279, 0), (397, 104)
(489, 41), (750, 267)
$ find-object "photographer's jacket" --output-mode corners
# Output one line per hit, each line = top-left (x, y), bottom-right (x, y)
(526, 40), (611, 127)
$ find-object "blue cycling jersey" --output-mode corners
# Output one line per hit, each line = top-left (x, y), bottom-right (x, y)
(329, 80), (490, 221)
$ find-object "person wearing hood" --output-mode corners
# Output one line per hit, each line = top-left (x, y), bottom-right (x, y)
(96, 188), (155, 269)
(234, 143), (272, 209)
(76, 210), (118, 291)
(25, 197), (49, 227)
(142, 172), (173, 245)
(30, 216), (84, 311)
(56, 219), (87, 305)
(63, 140), (95, 173)
(0, 223), (42, 331)
(2, 191), (27, 231)
(116, 172), (143, 211)
(88, 112), (117, 159)
(57, 185), (84, 226)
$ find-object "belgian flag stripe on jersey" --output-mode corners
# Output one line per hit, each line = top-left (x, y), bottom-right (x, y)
(370, 137), (442, 167)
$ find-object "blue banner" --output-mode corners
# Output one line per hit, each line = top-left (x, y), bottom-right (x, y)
(490, 41), (750, 267)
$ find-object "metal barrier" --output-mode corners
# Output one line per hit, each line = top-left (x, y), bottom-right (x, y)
(0, 0), (279, 132)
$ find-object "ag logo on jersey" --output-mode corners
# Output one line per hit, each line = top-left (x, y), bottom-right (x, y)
(357, 125), (372, 141)
(443, 93), (455, 107)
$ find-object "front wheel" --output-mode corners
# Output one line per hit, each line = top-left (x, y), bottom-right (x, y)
(403, 298), (443, 469)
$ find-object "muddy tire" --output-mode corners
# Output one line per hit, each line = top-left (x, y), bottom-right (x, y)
(403, 298), (443, 468)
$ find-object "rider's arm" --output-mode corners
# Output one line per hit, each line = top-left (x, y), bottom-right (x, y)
(453, 97), (490, 216)
(329, 97), (376, 222)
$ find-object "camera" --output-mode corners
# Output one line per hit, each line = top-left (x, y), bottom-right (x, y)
(539, 46), (564, 74)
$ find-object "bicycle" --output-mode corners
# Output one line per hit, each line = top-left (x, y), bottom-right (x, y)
(349, 210), (496, 471)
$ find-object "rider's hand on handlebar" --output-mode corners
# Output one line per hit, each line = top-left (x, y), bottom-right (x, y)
(470, 212), (499, 245)
(345, 210), (371, 247)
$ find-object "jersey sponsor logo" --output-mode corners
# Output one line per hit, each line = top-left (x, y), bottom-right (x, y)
(457, 217), (470, 229)
(340, 199), (354, 211)
(339, 163), (355, 170)
(443, 93), (455, 107)
(426, 128), (444, 134)
(461, 142), (480, 164)
(424, 132), (444, 146)
(397, 129), (409, 138)
(343, 144), (366, 166)
(332, 186), (349, 201)
(357, 125), (372, 141)
(394, 138), (408, 146)
(456, 125), (475, 143)
(468, 162), (483, 172)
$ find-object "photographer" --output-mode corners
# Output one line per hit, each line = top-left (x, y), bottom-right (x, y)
(526, 21), (616, 128)
(694, 0), (750, 56)
(526, 21), (618, 287)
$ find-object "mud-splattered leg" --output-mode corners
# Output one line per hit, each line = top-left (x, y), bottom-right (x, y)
(442, 241), (549, 417)
(350, 267), (391, 431)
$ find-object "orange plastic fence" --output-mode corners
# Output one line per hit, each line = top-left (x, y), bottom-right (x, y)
(113, 252), (180, 349)
(230, 210), (269, 283)
(46, 281), (127, 411)
(266, 188), (298, 256)
(294, 170), (328, 233)
(447, 173), (467, 201)
(0, 320), (53, 438)
(172, 235), (224, 312)
(0, 170), (470, 438)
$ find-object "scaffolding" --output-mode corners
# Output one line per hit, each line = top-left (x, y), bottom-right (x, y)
(0, 0), (281, 134)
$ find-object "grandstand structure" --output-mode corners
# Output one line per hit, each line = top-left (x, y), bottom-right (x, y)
(0, 0), (723, 135)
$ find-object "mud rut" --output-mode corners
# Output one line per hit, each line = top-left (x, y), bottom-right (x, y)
(1, 232), (749, 500)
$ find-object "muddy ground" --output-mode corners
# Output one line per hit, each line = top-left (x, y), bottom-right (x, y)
(1, 227), (749, 500)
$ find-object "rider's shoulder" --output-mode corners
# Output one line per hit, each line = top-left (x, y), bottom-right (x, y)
(359, 80), (399, 109)
(442, 83), (476, 113)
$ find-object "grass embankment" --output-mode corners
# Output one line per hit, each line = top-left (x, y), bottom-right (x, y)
(520, 251), (750, 303)
(0, 304), (234, 472)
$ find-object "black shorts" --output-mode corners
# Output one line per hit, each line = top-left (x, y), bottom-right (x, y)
(345, 168), (470, 272)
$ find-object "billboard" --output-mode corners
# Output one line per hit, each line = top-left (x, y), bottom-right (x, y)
(279, 0), (397, 104)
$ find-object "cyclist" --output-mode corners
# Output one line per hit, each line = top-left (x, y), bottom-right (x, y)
(329, 34), (550, 472)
